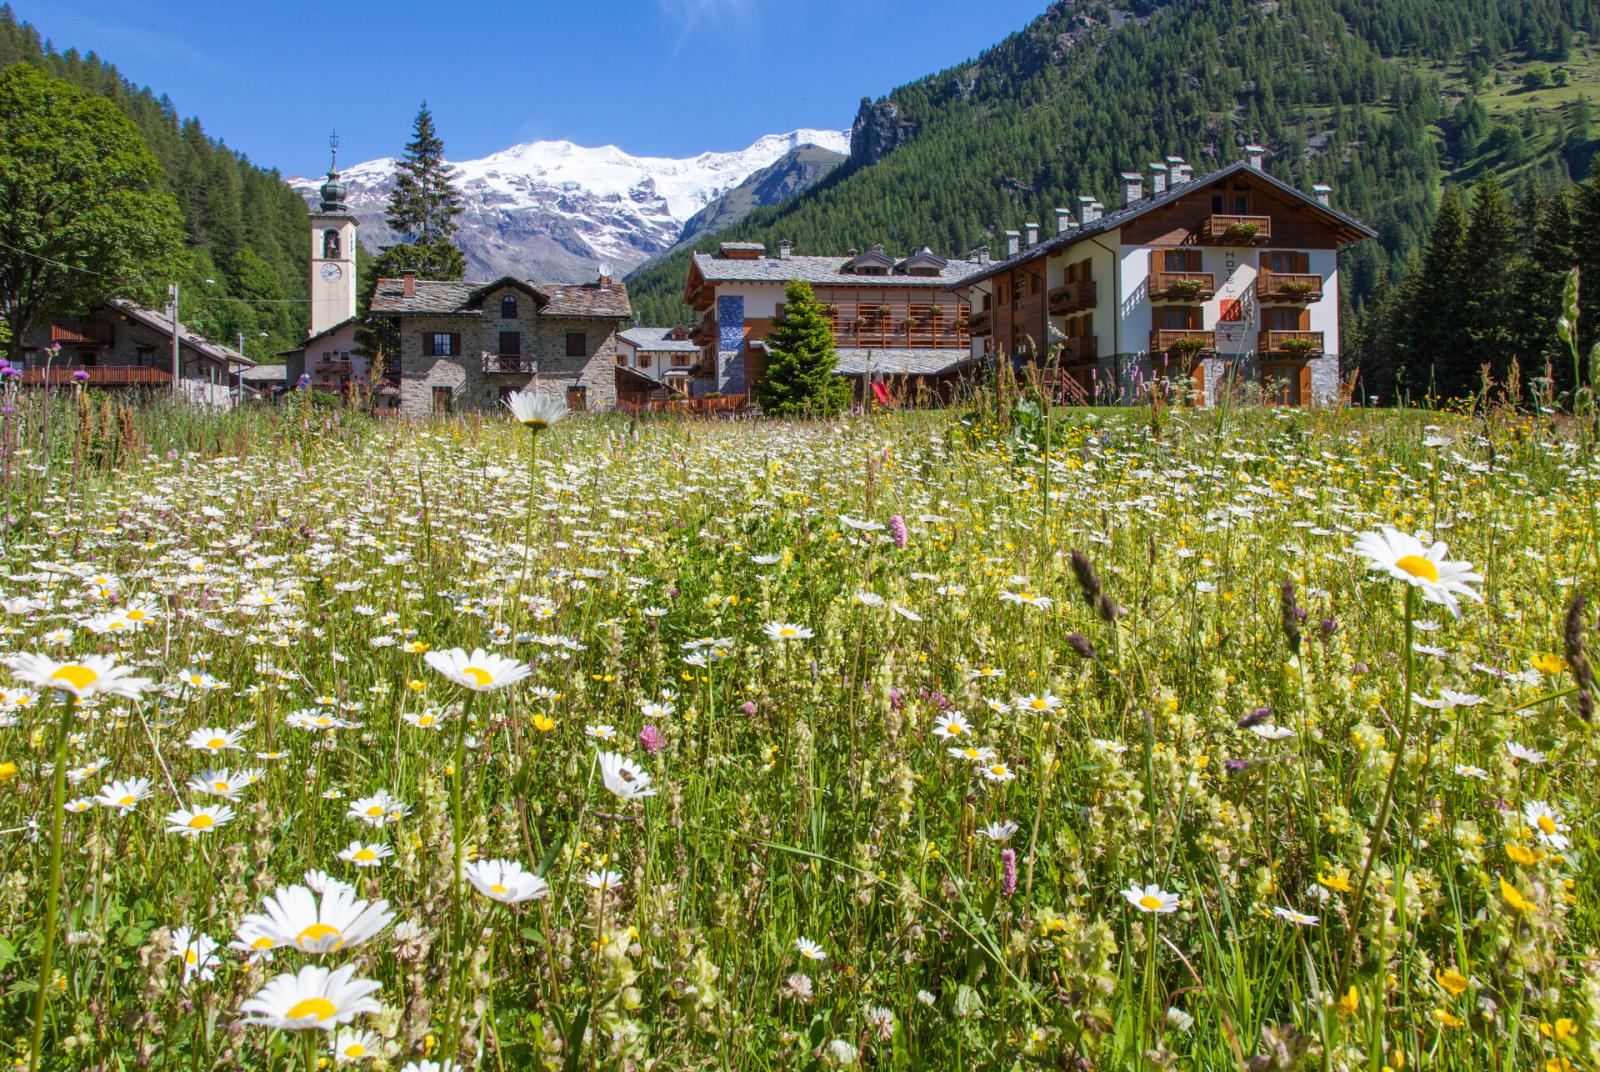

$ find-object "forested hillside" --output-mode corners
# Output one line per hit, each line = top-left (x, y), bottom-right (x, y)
(0, 5), (308, 360)
(626, 0), (1599, 326)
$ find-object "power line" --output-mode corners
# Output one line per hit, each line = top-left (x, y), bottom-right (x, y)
(0, 240), (106, 276)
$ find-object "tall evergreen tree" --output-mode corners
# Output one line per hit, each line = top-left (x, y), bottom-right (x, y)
(386, 102), (464, 244)
(1458, 173), (1518, 395)
(1395, 187), (1469, 399)
(1573, 165), (1600, 362)
(1509, 187), (1574, 392)
(753, 281), (852, 417)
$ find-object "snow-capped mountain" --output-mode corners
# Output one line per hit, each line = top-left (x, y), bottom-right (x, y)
(289, 129), (850, 283)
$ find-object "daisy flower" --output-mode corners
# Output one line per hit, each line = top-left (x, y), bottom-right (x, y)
(402, 709), (446, 730)
(6, 653), (151, 700)
(165, 804), (235, 837)
(794, 937), (827, 961)
(978, 761), (1016, 784)
(1523, 801), (1570, 849)
(239, 963), (382, 1032)
(187, 767), (263, 799)
(931, 712), (972, 739)
(585, 869), (624, 892)
(332, 1028), (382, 1063)
(186, 726), (250, 753)
(171, 926), (220, 985)
(763, 621), (813, 641)
(240, 883), (393, 954)
(1352, 528), (1482, 617)
(1272, 906), (1319, 926)
(597, 750), (656, 801)
(1506, 741), (1546, 765)
(464, 858), (549, 904)
(95, 777), (152, 814)
(947, 745), (997, 763)
(348, 792), (404, 826)
(1248, 723), (1295, 741)
(422, 648), (531, 692)
(337, 841), (394, 869)
(1122, 883), (1179, 914)
(503, 389), (567, 432)
(1013, 692), (1061, 715)
(979, 820), (1019, 842)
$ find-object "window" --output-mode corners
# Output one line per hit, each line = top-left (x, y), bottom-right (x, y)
(427, 333), (456, 357)
(615, 352), (626, 366)
(1157, 306), (1202, 329)
(640, 353), (652, 369)
(1159, 249), (1203, 272)
(498, 331), (521, 357)
(565, 332), (586, 357)
(566, 385), (588, 412)
(432, 386), (453, 413)
(1267, 251), (1310, 274)
(322, 229), (340, 259)
(501, 295), (518, 319)
(135, 346), (155, 367)
(1264, 307), (1309, 331)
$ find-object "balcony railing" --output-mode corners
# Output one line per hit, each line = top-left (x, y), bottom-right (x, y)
(1201, 214), (1272, 244)
(483, 355), (536, 374)
(22, 366), (171, 386)
(967, 309), (992, 336)
(50, 322), (115, 345)
(1048, 279), (1097, 315)
(1053, 335), (1097, 362)
(1149, 272), (1216, 301)
(1150, 330), (1217, 357)
(1258, 330), (1325, 356)
(1256, 270), (1323, 303)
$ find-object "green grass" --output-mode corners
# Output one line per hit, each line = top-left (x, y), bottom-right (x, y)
(0, 392), (1595, 1070)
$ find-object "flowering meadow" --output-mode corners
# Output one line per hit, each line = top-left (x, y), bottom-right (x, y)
(1, 395), (1597, 1071)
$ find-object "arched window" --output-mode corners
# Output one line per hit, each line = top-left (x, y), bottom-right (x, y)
(322, 229), (340, 259)
(501, 295), (518, 319)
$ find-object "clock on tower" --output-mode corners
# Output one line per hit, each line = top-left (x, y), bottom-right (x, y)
(309, 133), (358, 336)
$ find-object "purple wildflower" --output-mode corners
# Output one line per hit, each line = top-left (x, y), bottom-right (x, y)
(888, 515), (908, 549)
(740, 700), (757, 717)
(638, 725), (664, 756)
(1000, 849), (1017, 898)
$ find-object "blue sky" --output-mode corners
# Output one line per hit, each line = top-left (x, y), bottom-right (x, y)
(24, 0), (1047, 175)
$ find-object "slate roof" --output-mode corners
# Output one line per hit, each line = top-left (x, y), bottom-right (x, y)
(952, 160), (1378, 289)
(278, 317), (358, 356)
(240, 364), (288, 383)
(370, 276), (631, 320)
(619, 327), (699, 353)
(691, 251), (982, 288)
(108, 298), (255, 368)
(744, 342), (978, 377)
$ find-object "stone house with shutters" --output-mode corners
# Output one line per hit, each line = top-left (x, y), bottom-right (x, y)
(951, 148), (1376, 406)
(369, 272), (632, 416)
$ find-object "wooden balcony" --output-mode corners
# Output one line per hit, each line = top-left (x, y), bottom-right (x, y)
(1149, 272), (1216, 301)
(1048, 279), (1097, 315)
(483, 355), (537, 374)
(1256, 270), (1323, 303)
(691, 318), (718, 346)
(1200, 214), (1272, 245)
(1258, 330), (1324, 356)
(826, 301), (970, 350)
(22, 366), (170, 386)
(50, 322), (115, 345)
(1054, 335), (1097, 362)
(967, 309), (992, 336)
(313, 360), (353, 376)
(1150, 330), (1217, 357)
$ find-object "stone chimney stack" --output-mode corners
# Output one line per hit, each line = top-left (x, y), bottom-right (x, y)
(1055, 207), (1074, 235)
(1245, 144), (1266, 170)
(1312, 183), (1333, 207)
(1167, 156), (1190, 185)
(402, 272), (416, 297)
(1023, 221), (1040, 248)
(778, 240), (792, 260)
(1120, 171), (1144, 206)
(1005, 230), (1021, 257)
(1148, 161), (1168, 196)
(976, 246), (991, 266)
(1078, 195), (1099, 224)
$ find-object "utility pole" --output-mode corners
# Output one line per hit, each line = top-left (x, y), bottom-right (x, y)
(237, 331), (245, 408)
(167, 282), (181, 400)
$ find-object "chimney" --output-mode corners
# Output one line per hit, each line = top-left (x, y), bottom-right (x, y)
(1244, 144), (1265, 170)
(401, 272), (416, 298)
(1120, 171), (1144, 206)
(1077, 195), (1099, 224)
(972, 245), (990, 266)
(1054, 207), (1074, 235)
(1311, 183), (1333, 207)
(778, 240), (792, 260)
(1167, 156), (1190, 185)
(1148, 161), (1168, 196)
(1023, 221), (1040, 247)
(1004, 230), (1021, 257)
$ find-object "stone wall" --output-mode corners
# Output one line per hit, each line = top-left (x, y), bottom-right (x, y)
(395, 285), (620, 417)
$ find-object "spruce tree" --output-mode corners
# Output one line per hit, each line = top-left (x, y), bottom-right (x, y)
(753, 280), (852, 417)
(1396, 187), (1469, 399)
(1573, 165), (1600, 361)
(386, 102), (464, 244)
(1459, 173), (1518, 395)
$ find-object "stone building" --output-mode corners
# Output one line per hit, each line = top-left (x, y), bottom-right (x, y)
(369, 272), (631, 416)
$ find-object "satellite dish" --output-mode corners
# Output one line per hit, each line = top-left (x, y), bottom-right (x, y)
(598, 261), (614, 279)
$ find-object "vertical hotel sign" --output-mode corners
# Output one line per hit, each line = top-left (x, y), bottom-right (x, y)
(716, 295), (746, 394)
(1215, 248), (1252, 355)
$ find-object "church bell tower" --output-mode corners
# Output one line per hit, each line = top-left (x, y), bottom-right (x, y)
(309, 132), (358, 336)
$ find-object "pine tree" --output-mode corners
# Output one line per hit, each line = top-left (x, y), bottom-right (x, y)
(386, 102), (464, 243)
(1395, 187), (1469, 399)
(1509, 187), (1574, 393)
(753, 281), (852, 417)
(1458, 173), (1518, 395)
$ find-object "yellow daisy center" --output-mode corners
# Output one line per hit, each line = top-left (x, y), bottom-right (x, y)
(117, 795), (136, 806)
(251, 936), (274, 950)
(944, 723), (963, 735)
(184, 949), (197, 964)
(296, 923), (343, 948)
(187, 814), (214, 829)
(461, 667), (494, 687)
(343, 1044), (367, 1058)
(286, 997), (338, 1022)
(213, 781), (230, 791)
(1030, 698), (1048, 710)
(50, 664), (99, 690)
(1394, 555), (1439, 583)
(365, 805), (384, 817)
(1537, 816), (1557, 835)
(126, 610), (146, 621)
(1139, 894), (1164, 911)
(989, 765), (1008, 777)
(417, 716), (435, 727)
(490, 883), (509, 896)
(354, 848), (377, 861)
(206, 738), (226, 749)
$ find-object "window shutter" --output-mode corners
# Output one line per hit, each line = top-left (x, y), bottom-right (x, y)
(451, 333), (461, 357)
(1295, 252), (1310, 274)
(1297, 308), (1310, 331)
(1298, 363), (1312, 405)
(423, 334), (435, 357)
